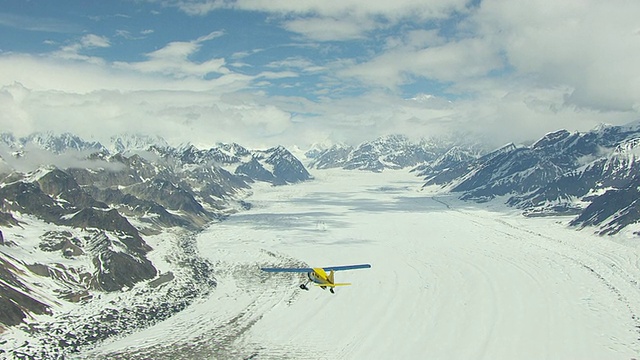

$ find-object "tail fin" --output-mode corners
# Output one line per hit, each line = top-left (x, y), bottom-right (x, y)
(328, 270), (335, 284)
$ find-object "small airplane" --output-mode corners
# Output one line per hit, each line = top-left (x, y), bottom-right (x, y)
(261, 264), (371, 294)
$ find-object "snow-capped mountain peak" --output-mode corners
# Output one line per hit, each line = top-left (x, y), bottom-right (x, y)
(309, 134), (472, 172)
(22, 132), (105, 154)
(109, 134), (170, 153)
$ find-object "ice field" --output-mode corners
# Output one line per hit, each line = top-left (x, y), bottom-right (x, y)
(88, 169), (640, 359)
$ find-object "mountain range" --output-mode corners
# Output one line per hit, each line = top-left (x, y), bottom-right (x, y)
(307, 134), (486, 172)
(2, 124), (640, 356)
(423, 123), (640, 236)
(0, 132), (311, 356)
(306, 126), (640, 236)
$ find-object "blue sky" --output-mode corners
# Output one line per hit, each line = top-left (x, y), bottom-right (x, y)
(1, 0), (639, 148)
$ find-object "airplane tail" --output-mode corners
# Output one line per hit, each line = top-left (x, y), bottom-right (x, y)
(315, 283), (351, 287)
(315, 270), (351, 288)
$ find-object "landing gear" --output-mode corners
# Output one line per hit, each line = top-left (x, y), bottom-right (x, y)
(299, 283), (309, 291)
(330, 288), (335, 294)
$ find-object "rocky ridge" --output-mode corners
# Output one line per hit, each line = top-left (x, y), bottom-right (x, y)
(0, 132), (311, 357)
(307, 134), (485, 172)
(425, 123), (640, 235)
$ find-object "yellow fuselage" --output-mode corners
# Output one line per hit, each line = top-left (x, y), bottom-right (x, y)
(308, 267), (333, 285)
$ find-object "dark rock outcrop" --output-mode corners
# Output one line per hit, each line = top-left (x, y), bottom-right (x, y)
(0, 256), (52, 326)
(432, 123), (640, 234)
(0, 132), (312, 334)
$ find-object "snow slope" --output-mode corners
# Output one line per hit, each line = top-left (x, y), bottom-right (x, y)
(87, 169), (640, 359)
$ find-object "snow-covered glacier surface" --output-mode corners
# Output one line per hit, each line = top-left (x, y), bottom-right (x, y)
(84, 169), (640, 359)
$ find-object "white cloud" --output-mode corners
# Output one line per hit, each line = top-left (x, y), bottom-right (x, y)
(116, 29), (155, 40)
(1, 1), (639, 151)
(169, 0), (471, 19)
(469, 0), (640, 112)
(0, 12), (81, 33)
(113, 31), (228, 78)
(332, 0), (640, 118)
(0, 53), (250, 94)
(0, 79), (297, 149)
(196, 30), (225, 42)
(51, 34), (111, 64)
(265, 57), (325, 73)
(282, 16), (374, 42)
(337, 37), (502, 91)
(255, 71), (298, 80)
(0, 70), (636, 152)
(166, 0), (472, 40)
(80, 34), (110, 48)
(0, 144), (126, 173)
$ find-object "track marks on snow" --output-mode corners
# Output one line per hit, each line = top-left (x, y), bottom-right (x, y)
(435, 195), (640, 354)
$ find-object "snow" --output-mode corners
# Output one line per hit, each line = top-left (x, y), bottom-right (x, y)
(0, 215), (95, 314)
(84, 169), (640, 359)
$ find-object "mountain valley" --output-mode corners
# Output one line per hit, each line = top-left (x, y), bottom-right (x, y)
(1, 126), (640, 358)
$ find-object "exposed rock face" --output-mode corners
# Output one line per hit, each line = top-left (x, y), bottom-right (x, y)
(236, 157), (279, 184)
(0, 131), (313, 337)
(0, 173), (159, 298)
(0, 256), (52, 327)
(234, 146), (312, 185)
(39, 231), (84, 257)
(37, 168), (108, 210)
(128, 179), (205, 216)
(264, 146), (312, 183)
(70, 208), (152, 254)
(430, 123), (640, 234)
(0, 211), (19, 227)
(0, 180), (66, 223)
(569, 181), (640, 235)
(85, 187), (190, 229)
(87, 231), (157, 291)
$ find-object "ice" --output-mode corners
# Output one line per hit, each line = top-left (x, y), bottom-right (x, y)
(84, 169), (640, 359)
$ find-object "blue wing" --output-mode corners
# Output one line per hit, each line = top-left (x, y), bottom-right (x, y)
(261, 267), (313, 273)
(323, 264), (371, 272)
(261, 264), (371, 273)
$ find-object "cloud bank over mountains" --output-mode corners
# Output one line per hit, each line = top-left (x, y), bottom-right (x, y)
(0, 0), (638, 148)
